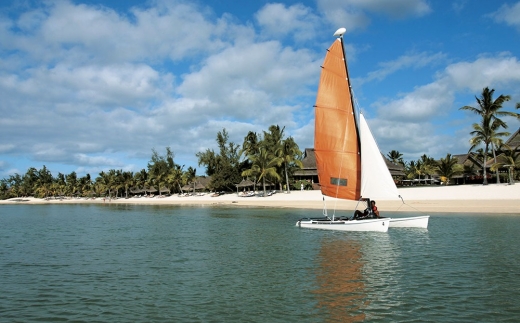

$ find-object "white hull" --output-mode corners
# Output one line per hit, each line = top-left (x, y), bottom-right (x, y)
(296, 218), (390, 232)
(389, 216), (429, 228)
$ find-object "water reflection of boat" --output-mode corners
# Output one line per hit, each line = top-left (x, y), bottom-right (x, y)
(313, 238), (367, 322)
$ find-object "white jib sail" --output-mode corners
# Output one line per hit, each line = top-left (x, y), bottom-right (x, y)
(359, 113), (400, 200)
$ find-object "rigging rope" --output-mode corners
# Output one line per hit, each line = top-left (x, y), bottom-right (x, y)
(395, 194), (429, 215)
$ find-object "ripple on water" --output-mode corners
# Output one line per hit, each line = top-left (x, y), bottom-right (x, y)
(1, 207), (520, 322)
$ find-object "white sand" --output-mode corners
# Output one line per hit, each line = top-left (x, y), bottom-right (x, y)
(2, 183), (520, 214)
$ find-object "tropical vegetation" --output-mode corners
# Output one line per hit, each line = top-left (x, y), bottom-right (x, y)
(2, 87), (520, 199)
(197, 125), (303, 197)
(460, 87), (520, 184)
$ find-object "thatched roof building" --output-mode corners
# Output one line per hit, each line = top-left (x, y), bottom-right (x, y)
(505, 127), (520, 150)
(293, 148), (405, 185)
(293, 148), (318, 178)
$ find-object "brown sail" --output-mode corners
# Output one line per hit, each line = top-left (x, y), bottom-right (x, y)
(314, 38), (361, 200)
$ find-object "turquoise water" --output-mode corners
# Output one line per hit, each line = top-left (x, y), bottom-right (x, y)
(1, 204), (519, 322)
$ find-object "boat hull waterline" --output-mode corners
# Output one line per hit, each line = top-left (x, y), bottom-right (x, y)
(296, 218), (391, 232)
(389, 216), (430, 228)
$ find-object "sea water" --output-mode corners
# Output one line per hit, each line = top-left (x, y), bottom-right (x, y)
(0, 204), (519, 322)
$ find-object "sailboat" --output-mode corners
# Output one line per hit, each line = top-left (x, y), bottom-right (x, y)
(296, 28), (429, 231)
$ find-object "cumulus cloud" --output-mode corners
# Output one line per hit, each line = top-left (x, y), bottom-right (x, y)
(0, 0), (322, 177)
(1, 0), (518, 178)
(445, 53), (520, 91)
(374, 53), (520, 121)
(369, 53), (520, 159)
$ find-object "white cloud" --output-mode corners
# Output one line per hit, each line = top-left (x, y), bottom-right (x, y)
(374, 53), (520, 122)
(73, 153), (123, 167)
(367, 53), (520, 160)
(1, 0), (517, 178)
(177, 40), (317, 121)
(376, 82), (453, 121)
(445, 53), (520, 92)
(317, 0), (369, 32)
(358, 52), (447, 85)
(316, 0), (431, 31)
(345, 0), (431, 18)
(1, 0), (230, 66)
(255, 3), (320, 41)
(489, 2), (520, 29)
(452, 0), (467, 13)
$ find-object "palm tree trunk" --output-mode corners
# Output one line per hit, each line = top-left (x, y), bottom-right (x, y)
(284, 164), (291, 194)
(492, 144), (500, 184)
(483, 145), (489, 185)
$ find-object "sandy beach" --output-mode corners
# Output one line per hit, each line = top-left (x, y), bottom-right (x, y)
(2, 184), (520, 214)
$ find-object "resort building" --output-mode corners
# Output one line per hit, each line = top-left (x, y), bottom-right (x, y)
(294, 127), (520, 187)
(294, 148), (405, 188)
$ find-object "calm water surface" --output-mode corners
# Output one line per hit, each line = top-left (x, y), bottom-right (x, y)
(0, 204), (519, 322)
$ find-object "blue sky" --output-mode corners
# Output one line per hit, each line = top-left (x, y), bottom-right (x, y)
(1, 0), (520, 179)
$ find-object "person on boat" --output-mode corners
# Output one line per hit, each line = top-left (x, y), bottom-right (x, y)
(353, 200), (380, 219)
(353, 207), (370, 219)
(370, 200), (380, 218)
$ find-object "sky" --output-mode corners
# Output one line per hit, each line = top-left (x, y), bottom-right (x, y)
(1, 0), (520, 179)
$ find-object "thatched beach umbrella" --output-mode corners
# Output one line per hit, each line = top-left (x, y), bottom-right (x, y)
(194, 183), (205, 191)
(235, 179), (255, 195)
(159, 187), (170, 194)
(236, 179), (255, 187)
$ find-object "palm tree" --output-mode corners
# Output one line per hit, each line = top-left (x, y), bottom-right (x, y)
(468, 119), (508, 185)
(491, 138), (508, 184)
(108, 169), (119, 198)
(241, 148), (283, 197)
(418, 154), (437, 184)
(183, 166), (197, 192)
(55, 173), (66, 197)
(78, 174), (93, 197)
(460, 87), (519, 184)
(263, 125), (286, 190)
(96, 171), (111, 198)
(491, 145), (520, 185)
(279, 137), (303, 193)
(121, 171), (134, 198)
(240, 131), (260, 158)
(134, 169), (148, 192)
(34, 166), (54, 198)
(436, 153), (463, 185)
(387, 150), (404, 165)
(404, 160), (418, 180)
(460, 87), (514, 127)
(65, 172), (78, 197)
(167, 165), (185, 194)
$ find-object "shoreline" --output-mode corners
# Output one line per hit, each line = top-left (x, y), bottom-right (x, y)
(2, 184), (520, 214)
